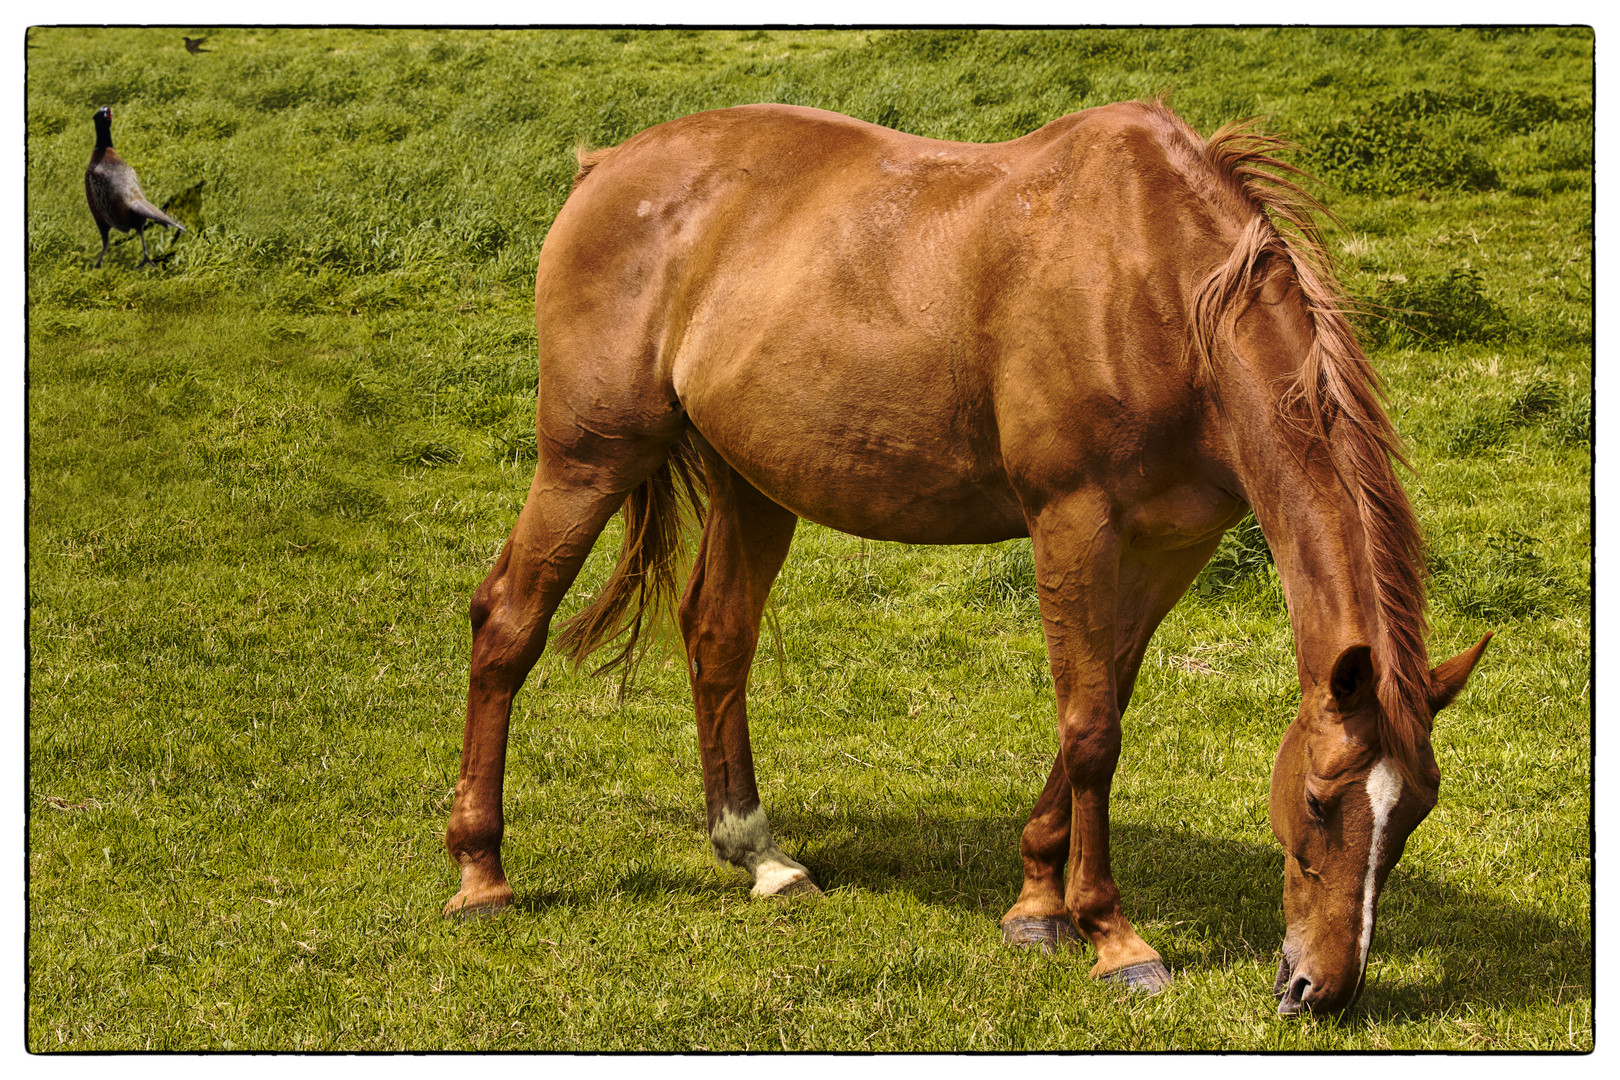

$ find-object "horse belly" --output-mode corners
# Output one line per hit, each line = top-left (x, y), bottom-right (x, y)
(677, 342), (1026, 545)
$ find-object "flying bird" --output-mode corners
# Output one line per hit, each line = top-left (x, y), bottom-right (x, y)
(85, 107), (186, 268)
(183, 36), (210, 53)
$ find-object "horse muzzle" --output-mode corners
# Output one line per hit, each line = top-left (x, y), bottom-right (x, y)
(1273, 951), (1359, 1016)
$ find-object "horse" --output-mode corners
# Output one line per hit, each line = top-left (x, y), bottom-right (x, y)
(442, 99), (1491, 1015)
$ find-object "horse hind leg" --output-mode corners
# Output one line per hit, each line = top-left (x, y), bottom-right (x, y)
(677, 460), (810, 897)
(443, 443), (674, 917)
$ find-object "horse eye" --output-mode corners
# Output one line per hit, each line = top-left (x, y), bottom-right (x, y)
(1305, 792), (1325, 822)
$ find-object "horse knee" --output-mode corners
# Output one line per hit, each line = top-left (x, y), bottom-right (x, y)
(469, 539), (514, 632)
(468, 571), (509, 652)
(676, 586), (704, 644)
(1058, 708), (1122, 786)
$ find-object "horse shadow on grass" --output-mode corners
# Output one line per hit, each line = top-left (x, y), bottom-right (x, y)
(513, 799), (1590, 1022)
(778, 804), (1590, 1021)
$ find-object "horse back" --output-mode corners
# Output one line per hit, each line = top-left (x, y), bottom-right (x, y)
(535, 102), (1248, 543)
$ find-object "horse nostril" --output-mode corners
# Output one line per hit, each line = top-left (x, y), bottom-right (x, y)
(1278, 974), (1313, 1016)
(1273, 955), (1293, 999)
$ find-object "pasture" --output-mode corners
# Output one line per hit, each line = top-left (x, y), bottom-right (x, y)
(26, 27), (1591, 1050)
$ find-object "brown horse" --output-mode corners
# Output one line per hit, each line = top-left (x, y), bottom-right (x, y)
(443, 100), (1490, 1015)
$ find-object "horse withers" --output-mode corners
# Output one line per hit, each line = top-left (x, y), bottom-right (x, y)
(442, 100), (1490, 1015)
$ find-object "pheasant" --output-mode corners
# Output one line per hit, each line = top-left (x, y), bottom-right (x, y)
(85, 106), (185, 268)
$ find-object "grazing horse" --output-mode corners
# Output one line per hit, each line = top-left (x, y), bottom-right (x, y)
(443, 100), (1490, 1014)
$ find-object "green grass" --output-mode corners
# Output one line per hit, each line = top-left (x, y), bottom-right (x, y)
(27, 27), (1591, 1050)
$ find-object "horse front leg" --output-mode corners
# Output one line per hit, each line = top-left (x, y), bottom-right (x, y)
(677, 463), (810, 896)
(1002, 491), (1172, 991)
(1002, 752), (1081, 950)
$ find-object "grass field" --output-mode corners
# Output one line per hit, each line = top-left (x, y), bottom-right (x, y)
(26, 27), (1591, 1050)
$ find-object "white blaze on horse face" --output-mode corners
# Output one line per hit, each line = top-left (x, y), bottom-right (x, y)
(1358, 758), (1404, 976)
(710, 806), (810, 897)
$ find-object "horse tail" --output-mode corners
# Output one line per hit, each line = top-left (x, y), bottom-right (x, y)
(571, 145), (617, 192)
(551, 434), (707, 694)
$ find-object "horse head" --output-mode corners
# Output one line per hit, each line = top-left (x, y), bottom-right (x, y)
(1268, 634), (1492, 1014)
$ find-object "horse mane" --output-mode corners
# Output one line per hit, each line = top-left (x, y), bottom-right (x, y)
(1172, 103), (1433, 783)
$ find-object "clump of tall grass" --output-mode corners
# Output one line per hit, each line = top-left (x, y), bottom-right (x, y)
(1313, 115), (1499, 195)
(1369, 267), (1511, 348)
(1551, 391), (1592, 446)
(1431, 530), (1571, 620)
(1192, 514), (1275, 599)
(1437, 372), (1591, 456)
(488, 426), (538, 466)
(393, 440), (462, 468)
(957, 540), (1038, 615)
(341, 376), (395, 425)
(1309, 83), (1589, 197)
(1378, 87), (1588, 133)
(312, 474), (387, 519)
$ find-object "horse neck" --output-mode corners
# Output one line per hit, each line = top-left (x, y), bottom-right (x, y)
(1219, 315), (1383, 691)
(1249, 445), (1380, 689)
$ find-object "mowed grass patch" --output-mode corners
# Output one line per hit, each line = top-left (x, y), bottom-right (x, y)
(29, 27), (1589, 1050)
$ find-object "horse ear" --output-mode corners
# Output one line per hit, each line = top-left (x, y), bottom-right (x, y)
(1329, 644), (1377, 713)
(1429, 632), (1493, 716)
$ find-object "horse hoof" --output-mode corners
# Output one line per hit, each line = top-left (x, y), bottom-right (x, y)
(451, 902), (510, 921)
(1001, 915), (1080, 953)
(442, 885), (513, 921)
(771, 876), (822, 898)
(1097, 958), (1172, 994)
